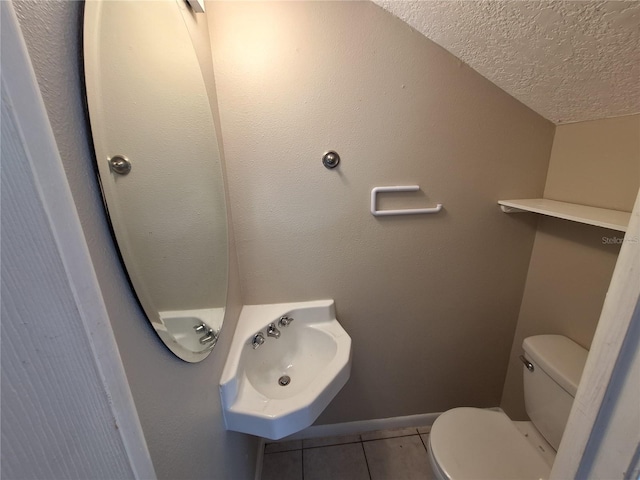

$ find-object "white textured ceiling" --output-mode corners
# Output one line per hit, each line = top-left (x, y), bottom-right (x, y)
(373, 0), (640, 124)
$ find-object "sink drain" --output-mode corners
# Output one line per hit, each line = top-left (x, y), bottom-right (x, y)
(278, 375), (291, 386)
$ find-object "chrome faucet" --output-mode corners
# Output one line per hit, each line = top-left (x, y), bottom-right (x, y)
(267, 323), (281, 339)
(195, 323), (218, 346)
(199, 329), (219, 346)
(278, 315), (294, 327)
(252, 332), (265, 349)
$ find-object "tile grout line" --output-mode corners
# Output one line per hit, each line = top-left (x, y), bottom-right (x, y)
(418, 432), (430, 458)
(301, 446), (304, 480)
(361, 433), (421, 443)
(264, 447), (302, 453)
(303, 440), (363, 450)
(360, 440), (373, 480)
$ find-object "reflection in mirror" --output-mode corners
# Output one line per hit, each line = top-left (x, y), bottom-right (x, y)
(83, 0), (228, 362)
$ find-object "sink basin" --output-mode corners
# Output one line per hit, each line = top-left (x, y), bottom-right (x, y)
(159, 307), (224, 354)
(220, 300), (351, 439)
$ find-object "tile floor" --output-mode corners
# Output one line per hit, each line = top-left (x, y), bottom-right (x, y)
(262, 427), (437, 480)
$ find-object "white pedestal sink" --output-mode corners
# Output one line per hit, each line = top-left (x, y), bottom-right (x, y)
(220, 300), (352, 440)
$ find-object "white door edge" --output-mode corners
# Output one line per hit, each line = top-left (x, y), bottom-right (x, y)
(2, 2), (156, 478)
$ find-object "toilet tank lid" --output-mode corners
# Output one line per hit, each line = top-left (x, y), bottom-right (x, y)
(523, 335), (589, 397)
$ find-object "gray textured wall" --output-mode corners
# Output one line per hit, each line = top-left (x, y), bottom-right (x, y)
(210, 1), (555, 423)
(12, 1), (258, 478)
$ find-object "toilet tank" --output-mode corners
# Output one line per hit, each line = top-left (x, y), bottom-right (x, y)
(522, 335), (588, 451)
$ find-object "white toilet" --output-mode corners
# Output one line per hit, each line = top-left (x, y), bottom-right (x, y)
(429, 335), (589, 480)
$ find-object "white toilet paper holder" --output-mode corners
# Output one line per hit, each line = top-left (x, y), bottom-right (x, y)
(370, 185), (442, 217)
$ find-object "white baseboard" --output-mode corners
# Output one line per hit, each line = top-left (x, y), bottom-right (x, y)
(254, 437), (265, 480)
(281, 412), (442, 441)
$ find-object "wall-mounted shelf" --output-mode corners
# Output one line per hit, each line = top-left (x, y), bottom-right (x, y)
(498, 198), (630, 232)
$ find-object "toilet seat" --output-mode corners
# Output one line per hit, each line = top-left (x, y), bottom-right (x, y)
(429, 408), (551, 480)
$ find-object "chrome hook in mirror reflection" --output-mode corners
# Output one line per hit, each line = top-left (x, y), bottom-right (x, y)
(108, 155), (132, 175)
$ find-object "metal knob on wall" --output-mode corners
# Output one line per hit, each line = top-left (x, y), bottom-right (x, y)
(322, 151), (340, 169)
(108, 154), (132, 175)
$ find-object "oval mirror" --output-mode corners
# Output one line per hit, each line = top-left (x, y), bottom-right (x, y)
(83, 0), (228, 362)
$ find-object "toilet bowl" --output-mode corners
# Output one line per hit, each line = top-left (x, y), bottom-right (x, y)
(429, 335), (588, 480)
(429, 408), (551, 480)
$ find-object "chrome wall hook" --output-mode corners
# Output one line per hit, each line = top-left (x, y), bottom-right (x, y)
(322, 151), (340, 169)
(108, 154), (132, 175)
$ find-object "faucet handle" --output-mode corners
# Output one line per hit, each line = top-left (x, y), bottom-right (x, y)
(252, 332), (265, 349)
(278, 315), (294, 327)
(194, 323), (207, 333)
(267, 323), (281, 339)
(199, 330), (219, 345)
